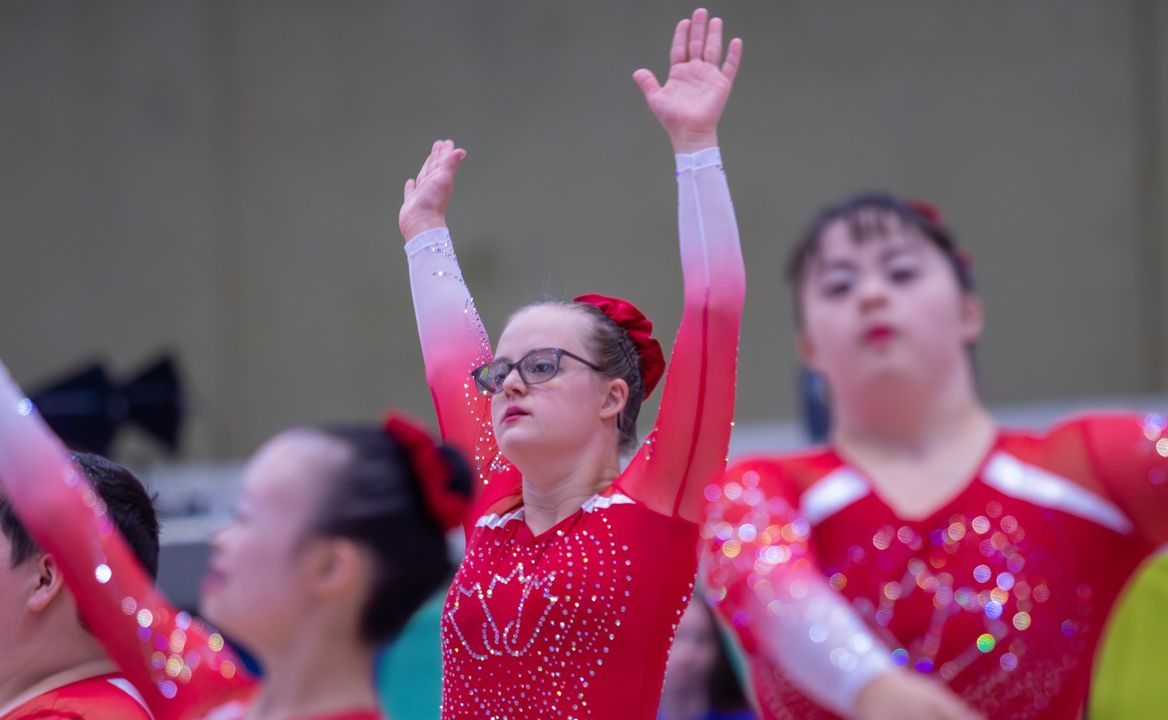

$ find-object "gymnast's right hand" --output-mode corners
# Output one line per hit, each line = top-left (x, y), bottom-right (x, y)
(854, 668), (983, 720)
(399, 139), (467, 243)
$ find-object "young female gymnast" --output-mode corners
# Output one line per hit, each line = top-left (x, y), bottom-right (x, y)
(397, 9), (745, 718)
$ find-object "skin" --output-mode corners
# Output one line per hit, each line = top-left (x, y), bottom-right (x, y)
(201, 430), (381, 720)
(0, 528), (115, 713)
(798, 214), (990, 720)
(398, 8), (743, 536)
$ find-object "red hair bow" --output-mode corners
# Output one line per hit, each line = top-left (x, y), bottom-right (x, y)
(383, 413), (466, 531)
(573, 293), (666, 399)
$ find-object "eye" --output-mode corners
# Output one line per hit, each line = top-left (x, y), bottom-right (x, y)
(528, 359), (557, 374)
(817, 265), (857, 298)
(489, 366), (511, 386)
(820, 273), (854, 298)
(886, 258), (921, 285)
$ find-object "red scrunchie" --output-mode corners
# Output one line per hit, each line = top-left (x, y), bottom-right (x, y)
(906, 198), (943, 224)
(572, 293), (666, 399)
(905, 198), (974, 274)
(383, 413), (467, 531)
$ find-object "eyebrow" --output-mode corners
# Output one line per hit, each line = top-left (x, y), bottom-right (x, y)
(813, 257), (858, 275)
(878, 244), (920, 263)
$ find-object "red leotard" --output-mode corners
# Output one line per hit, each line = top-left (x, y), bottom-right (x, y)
(404, 147), (745, 719)
(0, 671), (151, 720)
(705, 413), (1168, 719)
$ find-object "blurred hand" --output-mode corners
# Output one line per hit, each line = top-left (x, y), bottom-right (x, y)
(854, 669), (984, 720)
(633, 7), (743, 154)
(398, 139), (467, 242)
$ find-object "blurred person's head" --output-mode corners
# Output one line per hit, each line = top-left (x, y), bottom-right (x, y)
(660, 601), (752, 720)
(0, 452), (159, 688)
(200, 418), (469, 664)
(786, 193), (981, 412)
(477, 294), (664, 475)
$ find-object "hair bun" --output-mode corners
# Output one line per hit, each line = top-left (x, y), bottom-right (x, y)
(572, 293), (666, 399)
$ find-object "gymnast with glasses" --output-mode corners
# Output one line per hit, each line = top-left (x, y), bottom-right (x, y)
(396, 9), (745, 718)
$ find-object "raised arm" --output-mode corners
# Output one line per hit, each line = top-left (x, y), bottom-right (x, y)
(399, 143), (517, 533)
(0, 362), (250, 720)
(620, 9), (746, 522)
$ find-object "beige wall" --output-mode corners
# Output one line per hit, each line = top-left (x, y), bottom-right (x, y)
(1, 1), (1164, 460)
(1155, 0), (1168, 391)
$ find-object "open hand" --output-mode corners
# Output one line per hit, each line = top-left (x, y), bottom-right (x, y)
(633, 8), (743, 153)
(399, 139), (467, 242)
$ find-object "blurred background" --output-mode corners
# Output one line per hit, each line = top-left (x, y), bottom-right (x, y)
(1, 2), (1164, 718)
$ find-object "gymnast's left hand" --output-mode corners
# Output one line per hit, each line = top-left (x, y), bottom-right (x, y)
(633, 7), (743, 154)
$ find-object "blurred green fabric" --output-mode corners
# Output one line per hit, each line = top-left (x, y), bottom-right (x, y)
(379, 592), (444, 720)
(1089, 552), (1168, 719)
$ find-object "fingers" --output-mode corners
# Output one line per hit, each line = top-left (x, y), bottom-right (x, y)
(703, 16), (722, 64)
(721, 37), (743, 82)
(417, 140), (439, 182)
(670, 18), (689, 65)
(415, 139), (465, 182)
(632, 68), (661, 100)
(444, 147), (467, 173)
(687, 8), (708, 62)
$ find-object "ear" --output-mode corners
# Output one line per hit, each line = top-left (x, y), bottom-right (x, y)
(598, 378), (630, 421)
(27, 553), (66, 613)
(305, 538), (366, 598)
(797, 331), (821, 372)
(959, 292), (984, 344)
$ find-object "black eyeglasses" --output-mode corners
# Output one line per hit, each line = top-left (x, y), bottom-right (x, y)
(471, 348), (603, 396)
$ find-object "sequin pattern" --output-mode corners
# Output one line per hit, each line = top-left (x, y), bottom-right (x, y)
(705, 418), (1164, 720)
(442, 496), (698, 719)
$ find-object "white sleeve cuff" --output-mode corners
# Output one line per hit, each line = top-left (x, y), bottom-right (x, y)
(675, 146), (722, 174)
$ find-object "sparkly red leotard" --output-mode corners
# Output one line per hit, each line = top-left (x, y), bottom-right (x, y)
(0, 669), (151, 720)
(405, 147), (745, 719)
(704, 413), (1168, 719)
(0, 372), (385, 720)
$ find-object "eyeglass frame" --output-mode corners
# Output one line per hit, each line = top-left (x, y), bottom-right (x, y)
(470, 347), (604, 396)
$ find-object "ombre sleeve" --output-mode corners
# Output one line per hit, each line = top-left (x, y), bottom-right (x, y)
(404, 229), (517, 537)
(620, 147), (746, 523)
(703, 458), (896, 717)
(0, 362), (252, 720)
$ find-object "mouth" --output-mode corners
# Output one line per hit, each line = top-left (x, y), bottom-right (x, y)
(502, 406), (530, 424)
(863, 324), (897, 345)
(201, 567), (226, 594)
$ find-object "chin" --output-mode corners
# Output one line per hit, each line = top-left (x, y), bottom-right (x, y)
(198, 594), (240, 638)
(497, 429), (535, 460)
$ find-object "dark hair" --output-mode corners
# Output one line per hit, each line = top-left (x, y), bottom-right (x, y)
(785, 192), (975, 325)
(310, 426), (471, 645)
(0, 452), (161, 578)
(516, 301), (646, 454)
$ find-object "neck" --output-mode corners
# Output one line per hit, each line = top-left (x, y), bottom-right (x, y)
(657, 683), (711, 720)
(0, 630), (109, 713)
(514, 435), (621, 536)
(248, 621), (377, 720)
(832, 362), (992, 455)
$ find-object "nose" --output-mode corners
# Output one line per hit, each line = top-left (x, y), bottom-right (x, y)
(855, 273), (890, 313)
(209, 518), (233, 554)
(501, 365), (527, 396)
